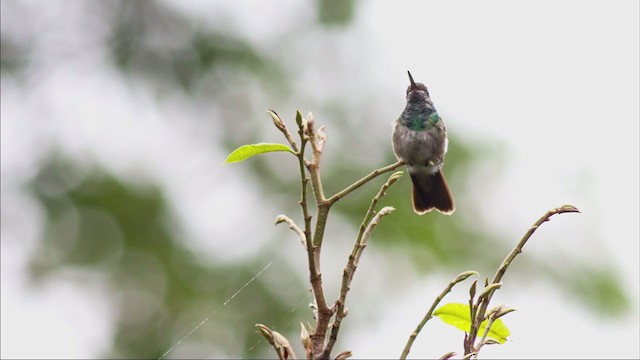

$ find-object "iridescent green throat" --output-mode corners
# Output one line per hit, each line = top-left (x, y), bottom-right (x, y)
(407, 111), (441, 131)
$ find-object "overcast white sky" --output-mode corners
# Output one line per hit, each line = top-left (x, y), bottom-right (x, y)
(1, 0), (638, 358)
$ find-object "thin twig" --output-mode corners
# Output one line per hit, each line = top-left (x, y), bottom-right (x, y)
(323, 172), (404, 357)
(493, 204), (580, 284)
(355, 171), (404, 245)
(474, 314), (497, 357)
(465, 204), (580, 355)
(281, 111), (327, 317)
(269, 109), (300, 153)
(400, 271), (478, 360)
(270, 110), (313, 248)
(275, 214), (306, 246)
(321, 206), (395, 359)
(296, 114), (313, 256)
(327, 161), (405, 205)
(473, 305), (514, 357)
(272, 110), (327, 359)
(467, 279), (478, 353)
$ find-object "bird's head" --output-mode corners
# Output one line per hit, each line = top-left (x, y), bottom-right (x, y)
(406, 71), (431, 103)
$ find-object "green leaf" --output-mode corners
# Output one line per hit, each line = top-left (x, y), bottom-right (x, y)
(225, 143), (294, 163)
(434, 303), (510, 344)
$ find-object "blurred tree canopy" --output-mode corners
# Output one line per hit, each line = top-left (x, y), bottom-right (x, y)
(29, 156), (307, 357)
(1, 0), (630, 358)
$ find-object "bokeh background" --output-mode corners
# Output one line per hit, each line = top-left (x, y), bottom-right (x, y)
(1, 0), (638, 358)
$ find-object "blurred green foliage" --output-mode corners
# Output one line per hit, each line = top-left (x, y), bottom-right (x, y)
(29, 157), (308, 358)
(107, 1), (285, 94)
(317, 0), (357, 26)
(0, 35), (29, 75)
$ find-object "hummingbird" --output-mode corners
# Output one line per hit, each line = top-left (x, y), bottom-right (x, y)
(392, 71), (455, 215)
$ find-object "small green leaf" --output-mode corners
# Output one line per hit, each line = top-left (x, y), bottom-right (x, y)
(225, 143), (294, 163)
(434, 303), (510, 343)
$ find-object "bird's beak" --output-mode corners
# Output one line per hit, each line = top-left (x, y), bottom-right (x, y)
(407, 71), (417, 90)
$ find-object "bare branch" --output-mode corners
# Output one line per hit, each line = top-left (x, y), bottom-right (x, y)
(466, 204), (580, 356)
(400, 271), (478, 360)
(327, 161), (405, 205)
(268, 109), (300, 153)
(321, 206), (396, 358)
(275, 214), (306, 246)
(324, 172), (403, 356)
(476, 316), (496, 355)
(493, 205), (580, 285)
(300, 111), (334, 358)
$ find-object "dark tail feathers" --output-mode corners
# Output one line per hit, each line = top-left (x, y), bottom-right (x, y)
(410, 170), (455, 215)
